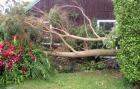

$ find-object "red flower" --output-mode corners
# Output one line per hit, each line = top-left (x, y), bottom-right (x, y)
(13, 55), (20, 63)
(4, 45), (15, 57)
(0, 42), (7, 48)
(19, 46), (24, 53)
(4, 51), (13, 57)
(30, 48), (36, 62)
(30, 48), (32, 54)
(29, 41), (32, 46)
(22, 64), (27, 75)
(0, 60), (6, 66)
(4, 51), (10, 57)
(32, 55), (36, 62)
(9, 45), (14, 49)
(21, 37), (26, 41)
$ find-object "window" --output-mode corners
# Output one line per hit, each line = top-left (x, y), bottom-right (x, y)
(97, 20), (116, 30)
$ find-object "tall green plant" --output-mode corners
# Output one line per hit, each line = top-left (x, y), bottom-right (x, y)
(0, 5), (54, 86)
(0, 35), (54, 86)
(114, 0), (140, 83)
(0, 4), (42, 42)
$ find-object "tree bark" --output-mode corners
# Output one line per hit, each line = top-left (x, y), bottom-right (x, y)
(46, 49), (116, 58)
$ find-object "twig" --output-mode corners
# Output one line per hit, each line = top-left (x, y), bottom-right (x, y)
(59, 5), (100, 38)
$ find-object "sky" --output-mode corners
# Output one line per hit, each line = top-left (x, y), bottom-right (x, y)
(0, 0), (33, 4)
(0, 0), (34, 13)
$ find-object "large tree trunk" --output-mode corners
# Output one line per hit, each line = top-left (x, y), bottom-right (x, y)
(46, 49), (116, 58)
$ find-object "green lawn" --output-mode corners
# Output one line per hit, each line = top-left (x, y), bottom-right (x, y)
(7, 70), (135, 89)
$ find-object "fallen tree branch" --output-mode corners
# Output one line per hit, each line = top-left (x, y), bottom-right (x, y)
(46, 49), (116, 58)
(24, 7), (116, 58)
(25, 20), (107, 42)
(62, 35), (106, 41)
(43, 28), (77, 52)
(59, 5), (100, 38)
(52, 27), (106, 41)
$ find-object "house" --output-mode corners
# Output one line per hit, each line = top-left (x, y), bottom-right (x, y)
(32, 0), (114, 19)
(30, 0), (115, 30)
(0, 0), (115, 30)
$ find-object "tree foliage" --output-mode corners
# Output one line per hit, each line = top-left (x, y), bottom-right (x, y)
(114, 0), (140, 83)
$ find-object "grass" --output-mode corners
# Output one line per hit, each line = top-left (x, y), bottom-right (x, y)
(6, 70), (135, 89)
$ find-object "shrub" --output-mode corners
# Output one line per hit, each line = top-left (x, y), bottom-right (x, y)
(0, 35), (52, 85)
(0, 4), (54, 86)
(0, 4), (43, 43)
(114, 0), (140, 82)
(68, 25), (107, 51)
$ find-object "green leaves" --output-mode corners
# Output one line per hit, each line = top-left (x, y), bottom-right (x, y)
(114, 0), (140, 83)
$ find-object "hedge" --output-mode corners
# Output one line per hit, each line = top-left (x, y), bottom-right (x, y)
(114, 0), (140, 82)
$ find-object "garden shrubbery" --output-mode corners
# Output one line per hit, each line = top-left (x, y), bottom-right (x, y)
(0, 34), (52, 85)
(114, 0), (140, 83)
(0, 5), (53, 86)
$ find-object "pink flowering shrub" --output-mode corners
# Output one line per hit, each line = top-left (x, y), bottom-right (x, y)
(0, 35), (52, 85)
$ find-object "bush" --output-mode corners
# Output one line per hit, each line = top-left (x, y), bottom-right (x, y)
(114, 0), (140, 82)
(68, 25), (107, 51)
(0, 4), (54, 86)
(0, 35), (53, 85)
(0, 4), (43, 43)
